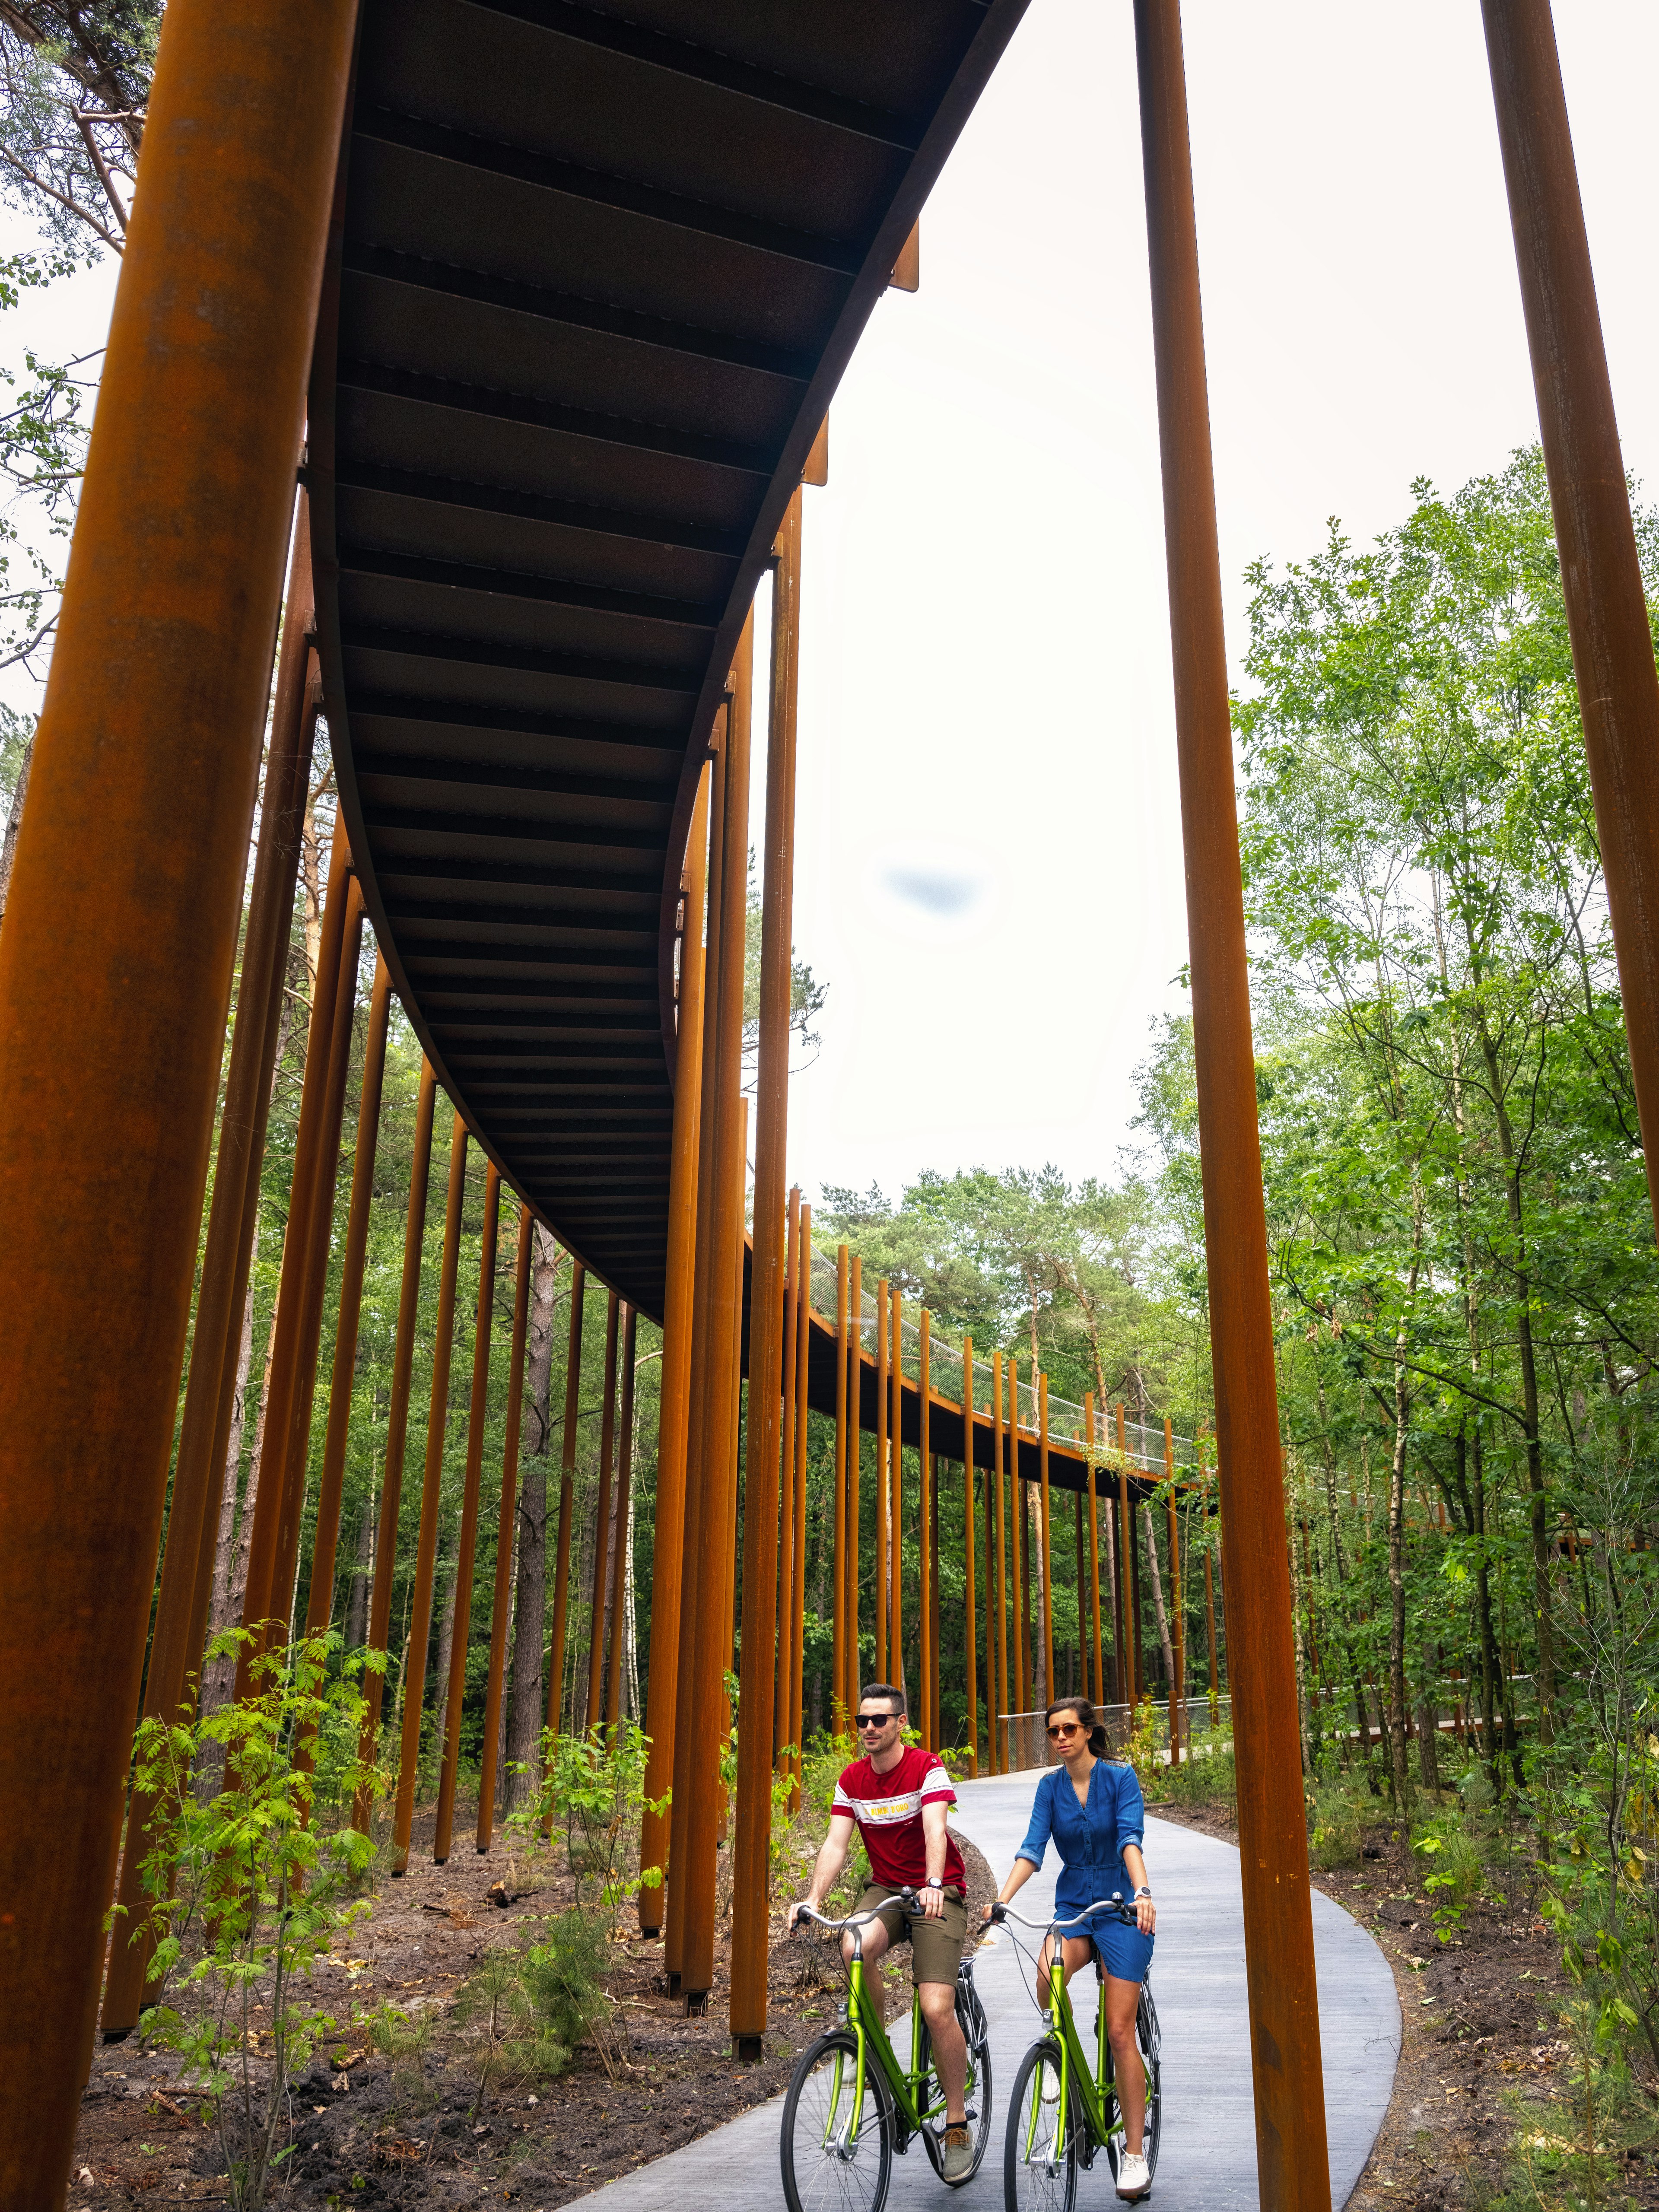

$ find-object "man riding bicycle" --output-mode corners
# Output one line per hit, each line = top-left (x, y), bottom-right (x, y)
(788, 1684), (974, 2183)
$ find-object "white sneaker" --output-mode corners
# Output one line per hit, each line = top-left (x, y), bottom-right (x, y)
(1116, 2149), (1150, 2199)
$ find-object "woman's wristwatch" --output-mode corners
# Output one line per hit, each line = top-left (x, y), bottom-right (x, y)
(1134, 1886), (1153, 1899)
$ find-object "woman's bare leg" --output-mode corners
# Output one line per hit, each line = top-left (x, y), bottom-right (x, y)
(1105, 1974), (1144, 2152)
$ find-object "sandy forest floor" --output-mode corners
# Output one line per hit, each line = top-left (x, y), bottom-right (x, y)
(72, 1802), (996, 2211)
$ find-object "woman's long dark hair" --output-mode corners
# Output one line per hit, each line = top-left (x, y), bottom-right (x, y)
(1045, 1696), (1109, 1759)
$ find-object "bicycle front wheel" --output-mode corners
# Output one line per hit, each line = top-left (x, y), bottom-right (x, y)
(782, 2029), (895, 2212)
(1004, 2040), (1077, 2212)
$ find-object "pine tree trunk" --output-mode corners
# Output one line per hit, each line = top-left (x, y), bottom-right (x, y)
(504, 1226), (560, 1808)
(343, 1486), (374, 1650)
(1142, 1510), (1174, 1689)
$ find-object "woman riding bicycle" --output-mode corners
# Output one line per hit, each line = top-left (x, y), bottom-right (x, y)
(985, 1697), (1157, 2203)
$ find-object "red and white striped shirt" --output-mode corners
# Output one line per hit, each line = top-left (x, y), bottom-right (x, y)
(833, 1747), (965, 1891)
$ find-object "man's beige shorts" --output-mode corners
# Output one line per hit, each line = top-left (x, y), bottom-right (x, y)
(854, 1881), (967, 1986)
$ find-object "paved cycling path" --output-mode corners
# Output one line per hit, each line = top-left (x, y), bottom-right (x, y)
(574, 1772), (1399, 2209)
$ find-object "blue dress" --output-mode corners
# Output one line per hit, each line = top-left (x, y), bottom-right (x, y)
(1014, 1759), (1155, 1983)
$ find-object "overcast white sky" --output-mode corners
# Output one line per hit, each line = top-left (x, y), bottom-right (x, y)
(7, 3), (1659, 1217)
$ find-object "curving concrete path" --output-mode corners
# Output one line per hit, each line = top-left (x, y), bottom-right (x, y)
(574, 1772), (1399, 2209)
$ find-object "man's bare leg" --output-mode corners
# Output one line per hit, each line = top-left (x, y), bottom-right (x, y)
(919, 1980), (967, 2123)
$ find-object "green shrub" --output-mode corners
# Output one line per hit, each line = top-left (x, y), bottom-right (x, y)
(1308, 1776), (1365, 1869)
(523, 1907), (613, 2062)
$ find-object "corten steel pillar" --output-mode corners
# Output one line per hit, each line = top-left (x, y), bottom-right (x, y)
(638, 763), (709, 1931)
(1484, 1), (1659, 1250)
(1136, 0), (1328, 2192)
(666, 718), (729, 1980)
(983, 1462), (999, 1774)
(302, 951), (394, 1638)
(605, 1303), (638, 1732)
(434, 1163), (502, 1863)
(1039, 1373), (1055, 1706)
(1074, 1493), (1088, 1703)
(391, 1111), (470, 1874)
(918, 1313), (932, 1747)
(181, 650), (326, 1706)
(889, 1289), (903, 1693)
(789, 1204), (811, 1802)
(1165, 1417), (1184, 1764)
(1117, 1405), (1138, 1713)
(682, 612), (753, 2012)
(874, 1277), (889, 1680)
(1011, 1358), (1030, 1751)
(845, 1249), (864, 1717)
(235, 818), (355, 1661)
(479, 1201), (534, 1852)
(962, 1335), (979, 1776)
(992, 1350), (1009, 1770)
(1084, 1393), (1106, 1719)
(832, 1244), (849, 1730)
(0, 0), (361, 2171)
(101, 544), (323, 2044)
(354, 1057), (438, 1825)
(1207, 1543), (1221, 1722)
(734, 492), (806, 2048)
(776, 1189), (801, 1764)
(929, 1458), (942, 1749)
(545, 1261), (587, 1754)
(585, 1291), (623, 1732)
(267, 872), (369, 1634)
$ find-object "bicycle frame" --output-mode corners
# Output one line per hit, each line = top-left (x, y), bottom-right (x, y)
(1025, 1943), (1113, 2168)
(837, 1929), (950, 2144)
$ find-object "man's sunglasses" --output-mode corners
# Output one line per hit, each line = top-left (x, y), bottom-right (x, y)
(855, 1713), (896, 1729)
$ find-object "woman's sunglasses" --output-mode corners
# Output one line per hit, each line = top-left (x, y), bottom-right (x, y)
(1046, 1720), (1082, 1739)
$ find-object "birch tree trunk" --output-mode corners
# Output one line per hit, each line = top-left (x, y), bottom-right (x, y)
(1142, 1509), (1174, 1689)
(0, 725), (35, 931)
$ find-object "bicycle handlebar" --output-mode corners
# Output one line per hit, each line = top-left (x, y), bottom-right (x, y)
(791, 1887), (924, 1936)
(988, 1894), (1135, 1931)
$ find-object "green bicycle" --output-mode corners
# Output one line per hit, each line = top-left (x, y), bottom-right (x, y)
(993, 1895), (1162, 2209)
(782, 1888), (994, 2212)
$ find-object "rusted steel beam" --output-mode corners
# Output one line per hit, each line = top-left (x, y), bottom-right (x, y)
(682, 612), (753, 2011)
(666, 715), (728, 1985)
(1135, 0), (1329, 2194)
(832, 1244), (849, 1732)
(236, 818), (354, 1660)
(918, 1313), (933, 1745)
(874, 1277), (889, 1681)
(788, 1203), (812, 1803)
(0, 0), (358, 2170)
(354, 1057), (438, 1827)
(962, 1335), (978, 1777)
(102, 532), (321, 2044)
(737, 523), (806, 2031)
(303, 950), (393, 1639)
(889, 1288), (903, 1696)
(1166, 1416), (1184, 1764)
(638, 762), (709, 1931)
(545, 1259), (587, 1758)
(1039, 1372), (1054, 1707)
(605, 1303), (638, 1732)
(585, 1291), (623, 1732)
(478, 1201), (533, 1853)
(1117, 1403), (1137, 1711)
(992, 1349), (1008, 1772)
(1084, 1392), (1105, 1718)
(775, 1189), (801, 1766)
(435, 1162), (502, 1863)
(1483, 0), (1659, 1246)
(845, 1249), (863, 1721)
(391, 1110), (469, 1874)
(267, 873), (367, 1637)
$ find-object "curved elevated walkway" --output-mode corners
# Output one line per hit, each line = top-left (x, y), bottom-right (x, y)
(575, 1777), (1400, 2209)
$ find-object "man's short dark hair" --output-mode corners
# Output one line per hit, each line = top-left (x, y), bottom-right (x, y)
(858, 1682), (906, 1715)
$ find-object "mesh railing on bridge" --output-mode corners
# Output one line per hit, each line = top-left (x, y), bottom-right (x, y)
(800, 1241), (1195, 1476)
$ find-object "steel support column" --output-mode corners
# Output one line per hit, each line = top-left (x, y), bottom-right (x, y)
(585, 1292), (623, 1732)
(356, 1059), (438, 1825)
(846, 1251), (864, 1717)
(101, 524), (322, 2043)
(889, 1288), (904, 1694)
(874, 1278), (889, 1681)
(1482, 0), (1659, 1247)
(0, 0), (359, 2169)
(545, 1260), (587, 1756)
(435, 1163), (502, 1863)
(992, 1350), (1008, 1771)
(1166, 1416), (1184, 1764)
(918, 1313), (932, 1746)
(638, 762), (709, 1930)
(788, 1203), (811, 1800)
(1084, 1392), (1105, 1719)
(1135, 0), (1328, 2194)
(478, 1201), (533, 1852)
(832, 1244), (849, 1731)
(682, 613), (753, 2011)
(391, 1111), (469, 1873)
(776, 1189), (801, 1765)
(962, 1335), (978, 1777)
(605, 1303), (638, 1732)
(1039, 1373), (1054, 1706)
(1117, 1404), (1138, 1713)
